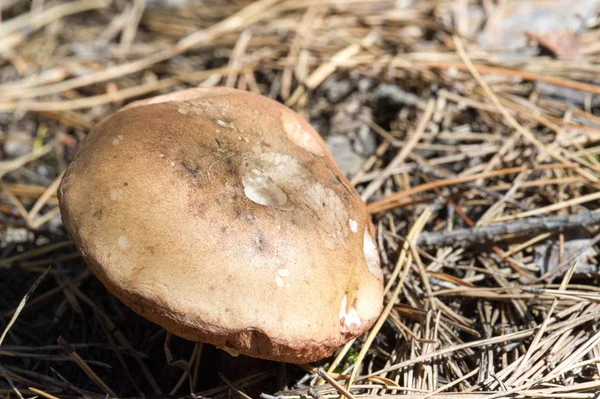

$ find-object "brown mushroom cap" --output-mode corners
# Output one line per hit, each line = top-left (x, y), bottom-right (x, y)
(58, 87), (384, 363)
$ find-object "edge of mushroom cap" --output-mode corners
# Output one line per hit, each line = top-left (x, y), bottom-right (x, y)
(61, 228), (359, 364)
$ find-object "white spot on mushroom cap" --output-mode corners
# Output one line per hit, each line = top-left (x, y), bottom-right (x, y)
(349, 219), (358, 233)
(363, 228), (381, 278)
(112, 135), (124, 146)
(216, 119), (231, 128)
(118, 235), (129, 250)
(275, 275), (285, 288)
(277, 268), (289, 277)
(110, 188), (124, 201)
(339, 294), (362, 333)
(242, 169), (288, 207)
(342, 307), (361, 333)
(275, 268), (290, 288)
(281, 113), (325, 156)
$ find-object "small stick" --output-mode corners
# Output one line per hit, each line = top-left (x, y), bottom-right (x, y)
(419, 172), (531, 280)
(316, 368), (356, 399)
(417, 212), (600, 247)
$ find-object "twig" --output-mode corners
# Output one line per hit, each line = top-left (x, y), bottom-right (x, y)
(417, 212), (600, 247)
(316, 368), (356, 399)
(420, 172), (532, 280)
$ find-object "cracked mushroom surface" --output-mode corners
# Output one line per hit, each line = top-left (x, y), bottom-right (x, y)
(58, 87), (384, 363)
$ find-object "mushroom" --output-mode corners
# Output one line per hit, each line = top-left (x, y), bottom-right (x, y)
(58, 87), (384, 363)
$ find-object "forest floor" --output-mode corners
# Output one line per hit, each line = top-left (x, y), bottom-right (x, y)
(1, 0), (600, 398)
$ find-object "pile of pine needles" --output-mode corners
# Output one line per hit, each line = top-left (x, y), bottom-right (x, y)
(1, 0), (600, 398)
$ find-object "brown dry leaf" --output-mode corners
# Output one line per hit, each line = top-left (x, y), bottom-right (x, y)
(526, 29), (581, 59)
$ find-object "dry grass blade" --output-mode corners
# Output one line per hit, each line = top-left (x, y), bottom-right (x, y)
(57, 336), (117, 398)
(0, 142), (54, 178)
(0, 78), (180, 111)
(0, 266), (50, 346)
(490, 192), (600, 223)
